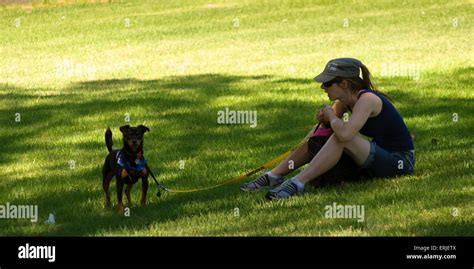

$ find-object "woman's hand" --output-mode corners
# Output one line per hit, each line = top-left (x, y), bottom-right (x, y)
(316, 105), (335, 126)
(322, 105), (335, 119)
(316, 108), (329, 125)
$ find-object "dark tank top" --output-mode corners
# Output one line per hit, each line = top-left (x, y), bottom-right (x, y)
(355, 89), (414, 152)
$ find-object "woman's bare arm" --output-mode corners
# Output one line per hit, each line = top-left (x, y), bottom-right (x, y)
(304, 100), (349, 139)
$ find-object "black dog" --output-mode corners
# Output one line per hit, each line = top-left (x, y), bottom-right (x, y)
(102, 125), (150, 214)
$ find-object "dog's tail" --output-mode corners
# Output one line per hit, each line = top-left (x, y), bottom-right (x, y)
(105, 128), (113, 153)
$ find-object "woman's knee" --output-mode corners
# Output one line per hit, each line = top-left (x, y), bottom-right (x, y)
(341, 136), (372, 166)
(330, 133), (361, 150)
(327, 133), (345, 146)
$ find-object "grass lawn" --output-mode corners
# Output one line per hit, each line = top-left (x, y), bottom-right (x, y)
(0, 0), (472, 236)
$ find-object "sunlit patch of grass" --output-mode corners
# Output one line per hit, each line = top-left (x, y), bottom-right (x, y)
(0, 0), (472, 236)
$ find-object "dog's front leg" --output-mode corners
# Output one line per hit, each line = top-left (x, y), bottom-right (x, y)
(116, 178), (125, 215)
(125, 183), (133, 207)
(140, 169), (149, 207)
(102, 171), (114, 208)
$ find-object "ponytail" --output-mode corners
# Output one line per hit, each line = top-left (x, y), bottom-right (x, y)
(360, 63), (376, 91)
(341, 63), (391, 101)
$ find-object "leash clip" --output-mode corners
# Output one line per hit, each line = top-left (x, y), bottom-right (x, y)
(158, 183), (170, 192)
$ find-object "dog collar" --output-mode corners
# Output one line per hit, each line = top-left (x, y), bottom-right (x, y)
(117, 150), (147, 172)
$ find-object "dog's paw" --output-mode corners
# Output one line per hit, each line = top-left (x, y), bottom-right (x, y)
(117, 203), (125, 215)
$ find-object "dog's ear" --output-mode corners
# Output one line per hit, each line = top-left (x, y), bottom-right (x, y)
(119, 125), (131, 134)
(138, 125), (150, 133)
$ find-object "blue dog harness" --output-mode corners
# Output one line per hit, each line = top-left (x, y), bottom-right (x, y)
(116, 150), (147, 174)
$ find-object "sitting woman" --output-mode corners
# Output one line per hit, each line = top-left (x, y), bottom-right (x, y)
(240, 58), (415, 200)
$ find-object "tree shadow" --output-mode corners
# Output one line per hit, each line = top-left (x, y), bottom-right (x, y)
(0, 68), (472, 235)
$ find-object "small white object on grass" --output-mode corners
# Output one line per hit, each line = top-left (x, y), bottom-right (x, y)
(44, 213), (55, 224)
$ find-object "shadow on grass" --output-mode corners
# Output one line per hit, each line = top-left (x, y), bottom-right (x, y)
(0, 68), (472, 235)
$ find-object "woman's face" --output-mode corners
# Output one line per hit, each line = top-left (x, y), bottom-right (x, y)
(321, 80), (346, 101)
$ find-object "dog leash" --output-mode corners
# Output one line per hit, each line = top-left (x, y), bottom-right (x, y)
(148, 139), (308, 194)
(148, 123), (321, 194)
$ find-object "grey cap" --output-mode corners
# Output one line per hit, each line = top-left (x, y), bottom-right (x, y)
(314, 58), (362, 83)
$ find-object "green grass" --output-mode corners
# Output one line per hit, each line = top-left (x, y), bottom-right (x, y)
(0, 0), (472, 236)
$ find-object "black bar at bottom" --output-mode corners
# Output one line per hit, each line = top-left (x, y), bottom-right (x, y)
(0, 237), (471, 266)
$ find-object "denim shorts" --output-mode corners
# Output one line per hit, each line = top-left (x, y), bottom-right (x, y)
(361, 142), (415, 178)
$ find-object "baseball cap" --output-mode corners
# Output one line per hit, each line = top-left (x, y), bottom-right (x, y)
(314, 58), (362, 83)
